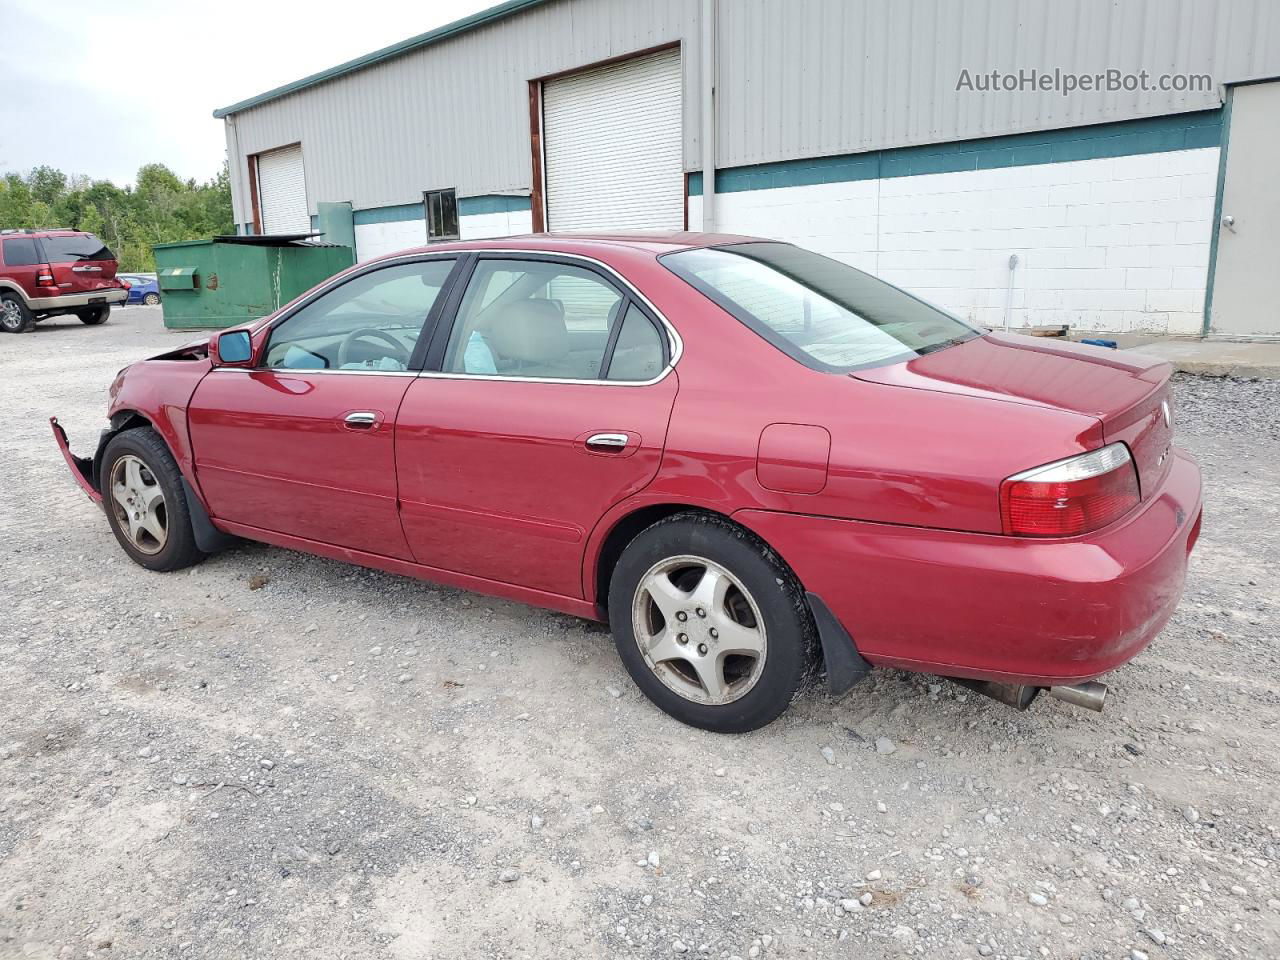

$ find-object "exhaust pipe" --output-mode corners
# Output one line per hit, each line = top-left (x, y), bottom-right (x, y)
(1047, 681), (1107, 712)
(949, 679), (1040, 710)
(948, 678), (1108, 713)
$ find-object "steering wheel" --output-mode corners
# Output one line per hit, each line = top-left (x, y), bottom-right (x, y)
(337, 328), (411, 369)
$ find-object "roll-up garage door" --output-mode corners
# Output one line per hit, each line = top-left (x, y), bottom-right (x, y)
(542, 47), (683, 232)
(256, 145), (310, 234)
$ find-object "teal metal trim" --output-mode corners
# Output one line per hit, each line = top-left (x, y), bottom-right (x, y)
(213, 0), (552, 118)
(1202, 91), (1234, 337)
(689, 109), (1223, 196)
(352, 203), (425, 226)
(458, 194), (532, 215)
(352, 195), (531, 225)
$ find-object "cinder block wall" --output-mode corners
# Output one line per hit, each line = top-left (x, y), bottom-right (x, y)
(689, 112), (1220, 336)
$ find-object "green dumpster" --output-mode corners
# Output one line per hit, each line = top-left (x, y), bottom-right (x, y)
(152, 234), (354, 330)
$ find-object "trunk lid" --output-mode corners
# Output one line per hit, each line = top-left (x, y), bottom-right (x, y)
(853, 332), (1175, 496)
(39, 232), (120, 294)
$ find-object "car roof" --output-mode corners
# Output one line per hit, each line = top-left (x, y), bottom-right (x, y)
(389, 231), (766, 258)
(0, 229), (95, 239)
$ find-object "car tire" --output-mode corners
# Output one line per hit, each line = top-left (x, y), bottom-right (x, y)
(607, 512), (817, 733)
(77, 305), (110, 325)
(100, 427), (206, 573)
(143, 293), (161, 306)
(1, 293), (33, 333)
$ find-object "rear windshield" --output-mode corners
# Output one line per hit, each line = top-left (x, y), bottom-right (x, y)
(42, 234), (114, 263)
(662, 242), (980, 372)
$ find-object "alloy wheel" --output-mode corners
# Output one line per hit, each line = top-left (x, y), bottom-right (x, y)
(631, 554), (768, 705)
(109, 455), (168, 555)
(1, 300), (24, 331)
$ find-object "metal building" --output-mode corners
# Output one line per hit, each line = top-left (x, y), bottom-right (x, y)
(215, 0), (1280, 338)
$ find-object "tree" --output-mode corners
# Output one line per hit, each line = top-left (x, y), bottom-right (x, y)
(27, 165), (67, 206)
(0, 162), (232, 271)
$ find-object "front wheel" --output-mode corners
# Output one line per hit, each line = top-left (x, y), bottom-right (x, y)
(100, 427), (206, 572)
(143, 293), (160, 306)
(607, 513), (816, 733)
(77, 305), (110, 325)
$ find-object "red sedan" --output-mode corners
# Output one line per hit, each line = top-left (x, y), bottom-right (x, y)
(53, 234), (1202, 732)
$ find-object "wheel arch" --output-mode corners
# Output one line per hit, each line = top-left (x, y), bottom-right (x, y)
(588, 501), (872, 696)
(590, 503), (731, 617)
(0, 278), (30, 302)
(96, 410), (234, 553)
(94, 409), (153, 488)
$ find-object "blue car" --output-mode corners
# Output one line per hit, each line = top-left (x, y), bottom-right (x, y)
(119, 274), (161, 306)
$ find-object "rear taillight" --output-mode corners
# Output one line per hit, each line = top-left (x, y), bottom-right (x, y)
(1000, 443), (1139, 537)
(36, 265), (56, 288)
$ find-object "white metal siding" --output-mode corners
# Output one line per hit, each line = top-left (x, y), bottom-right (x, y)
(222, 0), (1280, 228)
(223, 0), (697, 226)
(542, 48), (684, 231)
(257, 145), (310, 234)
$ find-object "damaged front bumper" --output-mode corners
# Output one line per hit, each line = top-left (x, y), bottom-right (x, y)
(50, 417), (103, 505)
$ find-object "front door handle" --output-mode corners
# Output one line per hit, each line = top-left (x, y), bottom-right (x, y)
(585, 432), (630, 452)
(344, 411), (379, 430)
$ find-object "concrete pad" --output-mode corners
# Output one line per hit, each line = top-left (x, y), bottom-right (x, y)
(1125, 339), (1280, 379)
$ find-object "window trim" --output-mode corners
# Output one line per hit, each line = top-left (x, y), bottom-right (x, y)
(424, 187), (459, 242)
(420, 251), (673, 386)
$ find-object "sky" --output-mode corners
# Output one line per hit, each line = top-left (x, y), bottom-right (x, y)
(0, 0), (494, 187)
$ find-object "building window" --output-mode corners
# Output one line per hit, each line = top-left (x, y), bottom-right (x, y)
(425, 188), (459, 241)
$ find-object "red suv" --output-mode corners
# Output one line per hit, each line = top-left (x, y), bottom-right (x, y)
(0, 229), (127, 333)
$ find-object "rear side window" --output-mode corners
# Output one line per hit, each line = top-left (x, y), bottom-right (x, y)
(42, 234), (113, 263)
(606, 305), (666, 381)
(2, 237), (41, 266)
(444, 259), (625, 380)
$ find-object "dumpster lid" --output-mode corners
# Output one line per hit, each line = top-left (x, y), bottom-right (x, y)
(212, 233), (346, 247)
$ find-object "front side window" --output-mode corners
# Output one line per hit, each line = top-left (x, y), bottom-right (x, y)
(42, 234), (113, 263)
(425, 188), (458, 241)
(662, 242), (980, 372)
(444, 259), (629, 380)
(2, 237), (40, 266)
(264, 258), (455, 371)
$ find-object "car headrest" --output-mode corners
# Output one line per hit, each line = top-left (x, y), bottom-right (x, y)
(489, 299), (569, 363)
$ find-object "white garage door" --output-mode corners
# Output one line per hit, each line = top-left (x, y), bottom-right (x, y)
(543, 47), (683, 233)
(257, 145), (310, 234)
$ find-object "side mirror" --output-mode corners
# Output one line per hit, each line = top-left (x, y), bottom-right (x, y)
(212, 329), (254, 367)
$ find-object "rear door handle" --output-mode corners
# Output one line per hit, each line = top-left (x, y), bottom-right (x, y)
(344, 411), (380, 430)
(585, 432), (630, 452)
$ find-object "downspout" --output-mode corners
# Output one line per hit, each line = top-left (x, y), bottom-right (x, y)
(699, 0), (717, 232)
(225, 115), (249, 235)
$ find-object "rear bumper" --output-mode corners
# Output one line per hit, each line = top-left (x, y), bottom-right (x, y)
(736, 448), (1203, 687)
(29, 288), (127, 311)
(51, 417), (103, 505)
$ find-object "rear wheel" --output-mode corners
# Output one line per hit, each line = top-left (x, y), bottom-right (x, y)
(1, 293), (33, 333)
(77, 305), (110, 325)
(143, 292), (161, 306)
(100, 427), (206, 572)
(607, 513), (816, 733)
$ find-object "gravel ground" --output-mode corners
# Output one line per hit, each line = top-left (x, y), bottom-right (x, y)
(2, 306), (1278, 960)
